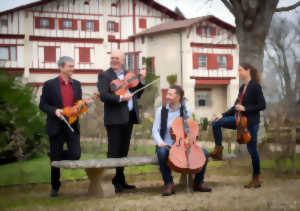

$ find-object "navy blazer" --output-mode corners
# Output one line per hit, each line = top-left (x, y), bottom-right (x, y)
(97, 68), (144, 125)
(222, 80), (266, 126)
(39, 77), (82, 136)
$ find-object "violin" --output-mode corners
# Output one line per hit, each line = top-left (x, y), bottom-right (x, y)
(235, 89), (251, 144)
(110, 72), (140, 96)
(168, 99), (206, 174)
(61, 93), (99, 124)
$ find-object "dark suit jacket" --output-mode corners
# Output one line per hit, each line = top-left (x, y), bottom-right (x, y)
(222, 80), (266, 126)
(97, 68), (144, 125)
(39, 77), (82, 137)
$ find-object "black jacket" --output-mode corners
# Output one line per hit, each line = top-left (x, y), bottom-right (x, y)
(222, 80), (266, 126)
(97, 68), (144, 125)
(39, 77), (82, 136)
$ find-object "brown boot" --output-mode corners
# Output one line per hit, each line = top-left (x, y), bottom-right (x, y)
(244, 175), (262, 189)
(209, 145), (223, 160)
(193, 184), (212, 192)
(162, 184), (175, 196)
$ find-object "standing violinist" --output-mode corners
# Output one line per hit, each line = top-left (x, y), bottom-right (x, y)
(39, 56), (92, 197)
(210, 63), (266, 188)
(97, 49), (146, 193)
(152, 85), (212, 196)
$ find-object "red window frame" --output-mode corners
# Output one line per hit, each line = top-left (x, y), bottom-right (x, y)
(0, 46), (17, 61)
(193, 53), (233, 70)
(81, 20), (99, 32)
(196, 26), (216, 37)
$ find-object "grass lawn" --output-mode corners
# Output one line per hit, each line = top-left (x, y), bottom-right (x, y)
(1, 141), (299, 186)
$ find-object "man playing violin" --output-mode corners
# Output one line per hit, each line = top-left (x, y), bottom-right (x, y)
(152, 85), (212, 196)
(39, 56), (92, 197)
(97, 49), (146, 193)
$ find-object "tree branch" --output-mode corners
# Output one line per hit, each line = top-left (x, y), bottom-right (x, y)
(220, 0), (234, 15)
(275, 1), (300, 12)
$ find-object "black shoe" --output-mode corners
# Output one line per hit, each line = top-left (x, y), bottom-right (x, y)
(122, 183), (136, 190)
(114, 183), (124, 193)
(50, 189), (59, 197)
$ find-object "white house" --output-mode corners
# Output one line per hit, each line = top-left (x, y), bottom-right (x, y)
(0, 0), (183, 97)
(132, 15), (239, 119)
(0, 0), (239, 119)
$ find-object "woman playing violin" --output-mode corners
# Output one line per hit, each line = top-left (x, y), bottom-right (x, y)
(210, 63), (266, 188)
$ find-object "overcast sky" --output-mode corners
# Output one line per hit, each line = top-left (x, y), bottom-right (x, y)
(1, 0), (299, 25)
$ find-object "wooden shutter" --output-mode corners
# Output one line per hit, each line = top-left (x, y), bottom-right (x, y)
(162, 89), (168, 105)
(151, 57), (155, 72)
(207, 54), (218, 70)
(79, 47), (90, 63)
(226, 54), (233, 70)
(94, 20), (99, 32)
(139, 18), (147, 28)
(35, 17), (41, 28)
(193, 53), (199, 69)
(48, 18), (55, 29)
(114, 22), (119, 32)
(58, 19), (64, 30)
(81, 20), (86, 31)
(211, 27), (216, 36)
(44, 46), (56, 62)
(196, 27), (202, 36)
(72, 20), (77, 30)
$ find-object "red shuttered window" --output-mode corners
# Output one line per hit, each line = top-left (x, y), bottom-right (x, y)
(35, 17), (55, 29)
(81, 20), (99, 32)
(59, 19), (77, 30)
(207, 54), (218, 70)
(79, 47), (91, 63)
(107, 21), (119, 32)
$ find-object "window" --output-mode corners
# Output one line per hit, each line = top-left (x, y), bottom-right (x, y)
(63, 20), (73, 29)
(35, 17), (55, 29)
(197, 26), (216, 36)
(218, 55), (227, 68)
(0, 19), (8, 27)
(195, 91), (211, 107)
(40, 18), (50, 28)
(0, 46), (16, 61)
(44, 46), (56, 63)
(79, 47), (91, 63)
(107, 21), (118, 32)
(86, 21), (94, 31)
(125, 54), (134, 70)
(198, 55), (207, 67)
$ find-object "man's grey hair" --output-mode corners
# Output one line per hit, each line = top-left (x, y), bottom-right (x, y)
(57, 56), (74, 67)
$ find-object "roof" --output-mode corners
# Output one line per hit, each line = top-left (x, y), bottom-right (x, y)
(131, 15), (235, 38)
(0, 0), (184, 20)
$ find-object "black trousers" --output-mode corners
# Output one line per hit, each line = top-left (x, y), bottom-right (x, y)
(105, 111), (134, 185)
(49, 126), (81, 190)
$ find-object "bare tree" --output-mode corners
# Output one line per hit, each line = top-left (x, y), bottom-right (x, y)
(219, 0), (300, 72)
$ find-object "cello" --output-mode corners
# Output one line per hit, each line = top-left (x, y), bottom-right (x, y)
(168, 99), (206, 174)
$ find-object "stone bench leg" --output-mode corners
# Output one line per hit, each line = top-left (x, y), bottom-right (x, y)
(85, 168), (104, 197)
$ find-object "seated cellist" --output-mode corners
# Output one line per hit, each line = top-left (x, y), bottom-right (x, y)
(210, 63), (266, 188)
(152, 85), (212, 196)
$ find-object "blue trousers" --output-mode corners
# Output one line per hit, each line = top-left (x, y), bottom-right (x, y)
(212, 116), (260, 175)
(156, 146), (209, 186)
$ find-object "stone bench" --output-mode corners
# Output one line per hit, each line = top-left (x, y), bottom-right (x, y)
(52, 154), (236, 197)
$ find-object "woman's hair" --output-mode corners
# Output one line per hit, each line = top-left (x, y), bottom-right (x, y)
(169, 85), (184, 101)
(240, 63), (261, 84)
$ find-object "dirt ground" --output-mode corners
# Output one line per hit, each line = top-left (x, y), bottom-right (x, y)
(1, 165), (300, 211)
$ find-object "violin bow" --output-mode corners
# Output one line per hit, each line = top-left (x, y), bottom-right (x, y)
(60, 115), (74, 132)
(131, 78), (160, 96)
